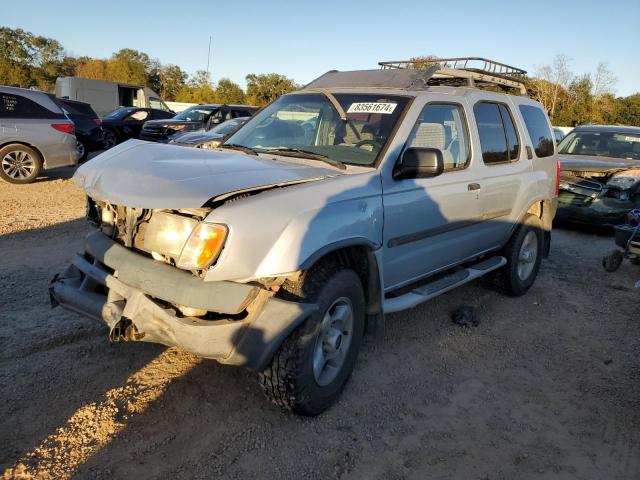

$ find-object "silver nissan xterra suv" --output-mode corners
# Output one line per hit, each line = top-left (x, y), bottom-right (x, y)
(51, 58), (559, 415)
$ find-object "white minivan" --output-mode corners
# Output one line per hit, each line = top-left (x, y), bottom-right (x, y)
(0, 86), (78, 184)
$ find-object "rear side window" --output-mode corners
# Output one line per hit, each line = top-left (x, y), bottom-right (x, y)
(474, 102), (520, 164)
(1, 93), (64, 119)
(57, 100), (97, 118)
(519, 105), (555, 158)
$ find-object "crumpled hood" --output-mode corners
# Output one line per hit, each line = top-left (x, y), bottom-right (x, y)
(74, 140), (339, 208)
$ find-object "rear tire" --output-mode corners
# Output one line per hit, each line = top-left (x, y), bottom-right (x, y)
(495, 214), (544, 296)
(103, 129), (117, 149)
(0, 144), (42, 184)
(259, 264), (365, 416)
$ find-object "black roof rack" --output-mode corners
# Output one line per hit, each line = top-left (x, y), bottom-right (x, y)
(378, 57), (528, 94)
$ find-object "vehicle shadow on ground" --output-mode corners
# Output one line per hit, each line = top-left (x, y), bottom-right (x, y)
(553, 218), (614, 236)
(31, 166), (77, 183)
(0, 219), (163, 473)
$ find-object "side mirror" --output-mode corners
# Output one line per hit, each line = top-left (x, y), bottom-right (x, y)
(393, 147), (444, 180)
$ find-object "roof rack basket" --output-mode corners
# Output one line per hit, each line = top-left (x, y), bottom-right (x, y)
(379, 57), (528, 94)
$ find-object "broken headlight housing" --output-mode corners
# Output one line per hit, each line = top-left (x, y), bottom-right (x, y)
(143, 213), (227, 270)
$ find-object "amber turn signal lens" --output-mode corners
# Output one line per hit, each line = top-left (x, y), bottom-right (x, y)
(176, 223), (228, 270)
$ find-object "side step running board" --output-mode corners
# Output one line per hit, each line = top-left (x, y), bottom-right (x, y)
(383, 256), (506, 313)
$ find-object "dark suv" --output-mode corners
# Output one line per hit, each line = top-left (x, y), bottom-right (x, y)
(140, 104), (257, 143)
(101, 107), (175, 149)
(56, 99), (104, 161)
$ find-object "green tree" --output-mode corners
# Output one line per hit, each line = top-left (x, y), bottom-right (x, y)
(569, 75), (594, 125)
(214, 78), (245, 104)
(158, 64), (187, 101)
(245, 73), (298, 106)
(75, 57), (109, 80)
(0, 27), (35, 87)
(176, 70), (217, 103)
(616, 94), (640, 126)
(106, 48), (150, 84)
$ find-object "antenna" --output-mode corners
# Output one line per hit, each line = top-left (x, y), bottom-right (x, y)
(206, 36), (212, 78)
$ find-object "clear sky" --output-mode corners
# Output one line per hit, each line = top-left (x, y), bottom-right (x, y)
(3, 0), (639, 96)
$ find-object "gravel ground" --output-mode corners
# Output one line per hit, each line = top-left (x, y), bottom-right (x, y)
(1, 165), (639, 479)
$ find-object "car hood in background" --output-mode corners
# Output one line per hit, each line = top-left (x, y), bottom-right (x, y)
(559, 154), (640, 173)
(171, 130), (225, 145)
(143, 119), (200, 130)
(73, 140), (338, 208)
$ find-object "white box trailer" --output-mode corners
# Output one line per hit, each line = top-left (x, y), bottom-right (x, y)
(55, 77), (172, 116)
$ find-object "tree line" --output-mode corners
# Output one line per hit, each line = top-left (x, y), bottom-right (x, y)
(1, 27), (638, 125)
(528, 54), (639, 127)
(0, 27), (298, 107)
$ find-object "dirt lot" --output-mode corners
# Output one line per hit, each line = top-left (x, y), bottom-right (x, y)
(1, 166), (639, 480)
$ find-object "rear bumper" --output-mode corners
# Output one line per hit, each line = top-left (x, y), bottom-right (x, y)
(41, 134), (79, 169)
(78, 128), (106, 151)
(50, 232), (316, 370)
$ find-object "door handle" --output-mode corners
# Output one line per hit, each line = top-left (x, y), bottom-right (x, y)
(526, 146), (533, 160)
(468, 183), (481, 191)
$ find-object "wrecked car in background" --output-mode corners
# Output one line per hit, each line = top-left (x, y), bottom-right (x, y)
(556, 125), (640, 226)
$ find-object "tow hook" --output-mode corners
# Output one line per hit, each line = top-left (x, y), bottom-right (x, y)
(109, 318), (145, 342)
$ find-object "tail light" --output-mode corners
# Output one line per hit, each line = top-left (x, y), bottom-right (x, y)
(51, 123), (75, 135)
(555, 160), (561, 196)
(93, 118), (102, 126)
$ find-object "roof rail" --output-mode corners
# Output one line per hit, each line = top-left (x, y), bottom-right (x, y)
(378, 57), (528, 94)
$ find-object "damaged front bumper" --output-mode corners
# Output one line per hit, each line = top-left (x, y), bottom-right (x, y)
(557, 191), (634, 226)
(50, 231), (316, 370)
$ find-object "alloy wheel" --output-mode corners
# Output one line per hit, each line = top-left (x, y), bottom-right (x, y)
(312, 297), (354, 386)
(1, 150), (36, 180)
(517, 230), (539, 281)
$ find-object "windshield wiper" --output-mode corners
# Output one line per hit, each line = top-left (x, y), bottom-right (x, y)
(219, 143), (258, 156)
(268, 148), (346, 170)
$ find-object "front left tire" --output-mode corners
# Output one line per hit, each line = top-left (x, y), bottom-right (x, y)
(259, 264), (365, 416)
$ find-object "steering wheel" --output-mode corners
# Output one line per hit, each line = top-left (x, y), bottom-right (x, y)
(355, 139), (382, 152)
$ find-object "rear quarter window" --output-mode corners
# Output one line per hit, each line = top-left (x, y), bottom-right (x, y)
(58, 100), (98, 118)
(518, 105), (555, 158)
(1, 93), (64, 119)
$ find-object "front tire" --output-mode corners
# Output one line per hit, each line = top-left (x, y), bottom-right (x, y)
(0, 144), (42, 184)
(259, 264), (365, 416)
(76, 139), (88, 162)
(496, 214), (544, 296)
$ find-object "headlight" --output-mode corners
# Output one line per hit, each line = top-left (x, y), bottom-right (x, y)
(177, 223), (228, 270)
(199, 140), (221, 149)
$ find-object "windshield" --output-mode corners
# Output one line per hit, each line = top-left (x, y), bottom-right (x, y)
(103, 108), (135, 119)
(224, 93), (410, 166)
(558, 131), (640, 160)
(210, 117), (246, 135)
(174, 106), (217, 122)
